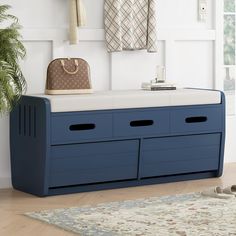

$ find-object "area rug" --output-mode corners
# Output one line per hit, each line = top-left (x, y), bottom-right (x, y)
(25, 192), (236, 236)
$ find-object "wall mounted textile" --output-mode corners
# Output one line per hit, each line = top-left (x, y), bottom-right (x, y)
(104, 0), (158, 53)
(69, 0), (87, 44)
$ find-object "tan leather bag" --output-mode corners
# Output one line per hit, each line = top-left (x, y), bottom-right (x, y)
(45, 58), (93, 95)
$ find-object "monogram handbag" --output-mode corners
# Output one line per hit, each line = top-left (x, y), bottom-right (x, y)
(45, 58), (93, 95)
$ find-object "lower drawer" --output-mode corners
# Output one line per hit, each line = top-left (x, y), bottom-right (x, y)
(140, 134), (221, 178)
(49, 140), (139, 187)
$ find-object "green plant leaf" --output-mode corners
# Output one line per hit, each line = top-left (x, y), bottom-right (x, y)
(0, 4), (26, 114)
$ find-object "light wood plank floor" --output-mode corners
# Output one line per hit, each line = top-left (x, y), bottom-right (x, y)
(0, 163), (236, 236)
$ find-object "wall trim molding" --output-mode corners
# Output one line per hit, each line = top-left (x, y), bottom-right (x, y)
(21, 28), (217, 62)
(0, 177), (12, 189)
(21, 28), (216, 42)
(157, 29), (215, 41)
(214, 0), (224, 90)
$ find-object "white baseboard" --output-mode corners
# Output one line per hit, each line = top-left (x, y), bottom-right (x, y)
(0, 177), (12, 189)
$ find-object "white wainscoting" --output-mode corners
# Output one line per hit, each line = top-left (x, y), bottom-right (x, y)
(20, 28), (217, 90)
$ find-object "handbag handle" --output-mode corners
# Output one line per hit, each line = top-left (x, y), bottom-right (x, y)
(60, 59), (79, 75)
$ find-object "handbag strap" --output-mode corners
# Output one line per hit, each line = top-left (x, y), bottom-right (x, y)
(60, 59), (79, 75)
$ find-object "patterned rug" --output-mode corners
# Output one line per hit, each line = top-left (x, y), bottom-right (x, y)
(25, 192), (236, 236)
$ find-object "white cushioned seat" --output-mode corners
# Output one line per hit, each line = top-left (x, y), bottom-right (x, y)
(31, 89), (222, 112)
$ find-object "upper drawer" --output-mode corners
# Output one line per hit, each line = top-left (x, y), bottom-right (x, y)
(51, 112), (112, 144)
(170, 106), (223, 134)
(113, 109), (170, 138)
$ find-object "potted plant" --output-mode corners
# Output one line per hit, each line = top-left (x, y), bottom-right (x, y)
(0, 4), (26, 114)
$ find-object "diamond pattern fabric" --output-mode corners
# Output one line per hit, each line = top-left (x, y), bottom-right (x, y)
(104, 0), (157, 53)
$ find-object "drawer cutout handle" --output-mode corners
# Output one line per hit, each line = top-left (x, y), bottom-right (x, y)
(69, 123), (96, 131)
(185, 116), (207, 123)
(130, 120), (154, 127)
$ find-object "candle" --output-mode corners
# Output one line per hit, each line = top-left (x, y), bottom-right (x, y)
(156, 66), (166, 83)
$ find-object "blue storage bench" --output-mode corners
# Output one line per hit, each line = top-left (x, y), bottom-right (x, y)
(10, 89), (225, 197)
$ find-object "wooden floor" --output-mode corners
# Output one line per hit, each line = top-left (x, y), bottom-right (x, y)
(0, 163), (236, 236)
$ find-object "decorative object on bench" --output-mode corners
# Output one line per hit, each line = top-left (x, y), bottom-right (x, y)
(69, 0), (87, 44)
(141, 80), (176, 91)
(25, 192), (236, 235)
(0, 4), (26, 114)
(45, 58), (93, 95)
(104, 0), (157, 52)
(10, 89), (225, 197)
(142, 65), (176, 90)
(156, 65), (166, 83)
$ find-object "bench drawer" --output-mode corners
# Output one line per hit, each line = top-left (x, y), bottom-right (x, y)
(51, 112), (112, 144)
(140, 134), (221, 178)
(49, 140), (139, 187)
(113, 109), (170, 138)
(170, 106), (222, 134)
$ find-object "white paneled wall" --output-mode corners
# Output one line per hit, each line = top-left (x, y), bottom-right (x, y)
(111, 42), (164, 89)
(20, 42), (52, 94)
(174, 41), (214, 88)
(157, 0), (213, 29)
(5, 0), (69, 28)
(64, 42), (111, 90)
(0, 115), (11, 188)
(0, 0), (233, 188)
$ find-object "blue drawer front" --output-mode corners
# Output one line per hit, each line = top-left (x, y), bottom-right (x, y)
(170, 106), (222, 134)
(49, 140), (139, 187)
(141, 134), (221, 178)
(113, 110), (170, 138)
(51, 112), (112, 144)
